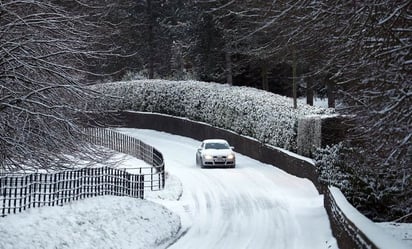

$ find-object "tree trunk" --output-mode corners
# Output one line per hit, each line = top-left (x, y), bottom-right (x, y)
(261, 63), (269, 90)
(292, 50), (297, 109)
(326, 79), (335, 108)
(225, 52), (233, 85)
(147, 0), (155, 79)
(306, 80), (314, 106)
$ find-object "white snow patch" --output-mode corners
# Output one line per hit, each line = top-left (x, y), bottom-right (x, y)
(2, 128), (408, 249)
(0, 196), (180, 249)
(329, 186), (411, 249)
(117, 128), (338, 249)
(377, 222), (412, 248)
(0, 151), (182, 249)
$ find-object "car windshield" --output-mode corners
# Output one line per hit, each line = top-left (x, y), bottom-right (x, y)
(205, 142), (229, 150)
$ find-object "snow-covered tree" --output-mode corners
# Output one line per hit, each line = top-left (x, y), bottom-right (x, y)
(308, 0), (411, 221)
(0, 0), (114, 171)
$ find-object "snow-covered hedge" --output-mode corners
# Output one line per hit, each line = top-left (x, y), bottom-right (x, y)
(91, 80), (334, 151)
(314, 143), (351, 191)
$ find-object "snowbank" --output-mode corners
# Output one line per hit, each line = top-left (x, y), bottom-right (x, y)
(0, 153), (183, 249)
(329, 187), (411, 249)
(0, 196), (180, 249)
(377, 222), (412, 247)
(91, 80), (334, 151)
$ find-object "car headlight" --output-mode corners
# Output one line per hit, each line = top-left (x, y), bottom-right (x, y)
(227, 153), (235, 160)
(204, 154), (213, 160)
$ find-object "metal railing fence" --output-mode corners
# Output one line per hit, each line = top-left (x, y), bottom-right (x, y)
(1, 128), (165, 217)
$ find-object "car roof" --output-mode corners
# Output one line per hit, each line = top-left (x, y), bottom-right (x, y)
(202, 139), (229, 144)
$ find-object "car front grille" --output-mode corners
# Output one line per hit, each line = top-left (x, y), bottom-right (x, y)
(203, 155), (234, 166)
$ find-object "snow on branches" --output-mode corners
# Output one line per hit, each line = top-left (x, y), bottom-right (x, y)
(91, 80), (334, 151)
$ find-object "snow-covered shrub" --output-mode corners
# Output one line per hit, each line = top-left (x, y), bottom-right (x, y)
(315, 143), (412, 222)
(121, 70), (149, 81)
(314, 143), (352, 192)
(91, 80), (334, 151)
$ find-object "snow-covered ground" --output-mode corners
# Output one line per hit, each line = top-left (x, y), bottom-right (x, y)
(1, 129), (409, 249)
(0, 196), (180, 249)
(118, 129), (338, 249)
(297, 97), (328, 108)
(377, 222), (412, 246)
(329, 187), (411, 249)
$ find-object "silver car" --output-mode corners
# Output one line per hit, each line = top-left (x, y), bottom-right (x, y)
(196, 139), (236, 168)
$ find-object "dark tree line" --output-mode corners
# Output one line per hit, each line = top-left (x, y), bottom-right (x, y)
(88, 0), (410, 221)
(1, 0), (410, 221)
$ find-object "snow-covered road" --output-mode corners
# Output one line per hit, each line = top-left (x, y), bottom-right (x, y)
(117, 129), (338, 249)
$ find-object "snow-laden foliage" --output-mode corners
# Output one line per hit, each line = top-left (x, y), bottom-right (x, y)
(316, 142), (412, 222)
(0, 1), (116, 172)
(92, 80), (334, 151)
(314, 143), (352, 193)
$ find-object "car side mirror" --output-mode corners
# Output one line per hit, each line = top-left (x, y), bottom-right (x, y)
(230, 146), (235, 150)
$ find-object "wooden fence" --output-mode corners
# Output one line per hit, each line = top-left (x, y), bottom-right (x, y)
(0, 128), (165, 217)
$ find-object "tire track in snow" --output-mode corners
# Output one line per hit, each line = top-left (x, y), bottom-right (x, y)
(117, 129), (337, 249)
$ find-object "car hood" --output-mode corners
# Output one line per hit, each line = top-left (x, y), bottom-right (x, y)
(202, 149), (233, 156)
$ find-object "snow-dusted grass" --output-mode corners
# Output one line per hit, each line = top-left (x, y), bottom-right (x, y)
(92, 80), (334, 151)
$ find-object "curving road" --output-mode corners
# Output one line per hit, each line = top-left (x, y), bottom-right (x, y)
(117, 128), (338, 249)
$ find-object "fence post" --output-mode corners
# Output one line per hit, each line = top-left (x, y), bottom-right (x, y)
(34, 173), (39, 208)
(139, 175), (144, 199)
(104, 167), (108, 195)
(38, 174), (43, 208)
(0, 129), (165, 217)
(42, 174), (47, 206)
(63, 171), (67, 203)
(151, 167), (153, 191)
(97, 168), (101, 196)
(68, 171), (73, 202)
(131, 175), (135, 197)
(7, 176), (11, 215)
(2, 177), (7, 217)
(158, 170), (161, 190)
(126, 173), (130, 197)
(87, 168), (91, 198)
(19, 176), (24, 213)
(93, 168), (98, 197)
(58, 172), (62, 206)
(13, 177), (18, 213)
(52, 173), (57, 206)
(24, 175), (28, 210)
(109, 167), (113, 195)
(162, 166), (165, 189)
(80, 169), (84, 200)
(47, 174), (52, 206)
(122, 170), (126, 196)
(112, 168), (116, 196)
